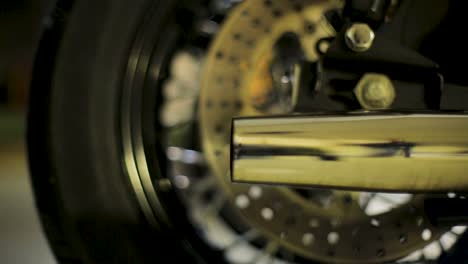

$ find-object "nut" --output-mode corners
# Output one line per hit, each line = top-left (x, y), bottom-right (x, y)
(345, 23), (375, 52)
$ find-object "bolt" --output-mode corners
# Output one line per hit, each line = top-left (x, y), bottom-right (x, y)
(363, 81), (387, 102)
(345, 23), (375, 52)
(354, 73), (395, 110)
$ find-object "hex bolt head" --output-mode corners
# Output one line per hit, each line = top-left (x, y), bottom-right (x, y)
(354, 73), (395, 110)
(345, 23), (375, 52)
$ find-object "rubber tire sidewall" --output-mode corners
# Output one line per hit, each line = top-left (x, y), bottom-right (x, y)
(28, 0), (189, 263)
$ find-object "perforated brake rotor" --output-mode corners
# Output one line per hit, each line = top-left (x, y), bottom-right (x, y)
(199, 0), (449, 262)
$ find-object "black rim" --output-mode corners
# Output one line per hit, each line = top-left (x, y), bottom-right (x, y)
(119, 1), (226, 263)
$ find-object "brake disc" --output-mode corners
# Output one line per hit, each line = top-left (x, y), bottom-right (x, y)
(199, 0), (452, 262)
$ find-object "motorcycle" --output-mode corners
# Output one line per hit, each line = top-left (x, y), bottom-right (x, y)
(28, 0), (468, 263)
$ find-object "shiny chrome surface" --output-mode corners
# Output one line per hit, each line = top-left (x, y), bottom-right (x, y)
(232, 113), (468, 192)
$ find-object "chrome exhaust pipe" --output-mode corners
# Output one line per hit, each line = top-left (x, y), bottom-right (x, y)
(231, 113), (468, 192)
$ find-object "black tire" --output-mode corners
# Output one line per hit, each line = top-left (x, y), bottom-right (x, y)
(27, 0), (200, 263)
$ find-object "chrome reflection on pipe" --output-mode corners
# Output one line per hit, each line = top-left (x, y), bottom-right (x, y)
(231, 113), (468, 192)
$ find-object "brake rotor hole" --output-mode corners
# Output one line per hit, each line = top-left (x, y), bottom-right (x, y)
(309, 218), (320, 228)
(233, 33), (242, 41)
(273, 9), (283, 17)
(280, 231), (287, 239)
(273, 201), (283, 210)
(234, 100), (243, 110)
(343, 194), (352, 204)
(302, 233), (315, 246)
(220, 100), (229, 108)
(252, 18), (261, 27)
(228, 55), (237, 64)
(293, 4), (303, 12)
(233, 78), (240, 88)
(248, 186), (263, 199)
(215, 124), (223, 133)
(327, 232), (339, 245)
(331, 218), (340, 228)
(305, 22), (316, 34)
(261, 207), (274, 220)
(235, 194), (250, 209)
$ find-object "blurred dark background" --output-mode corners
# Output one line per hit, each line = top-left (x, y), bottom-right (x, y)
(1, 0), (56, 263)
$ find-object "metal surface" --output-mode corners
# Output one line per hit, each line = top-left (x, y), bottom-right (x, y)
(345, 23), (375, 52)
(197, 0), (454, 262)
(319, 6), (444, 110)
(342, 0), (392, 28)
(354, 73), (395, 109)
(231, 113), (468, 192)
